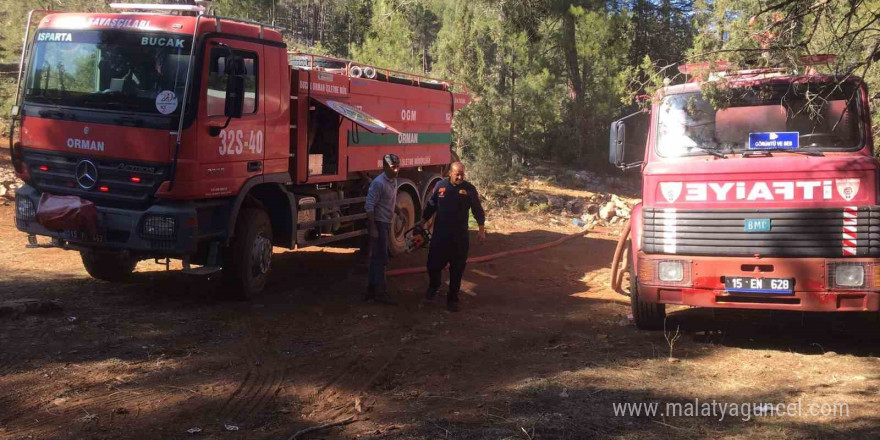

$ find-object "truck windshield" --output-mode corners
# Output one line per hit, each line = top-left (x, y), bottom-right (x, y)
(24, 29), (192, 115)
(656, 83), (864, 157)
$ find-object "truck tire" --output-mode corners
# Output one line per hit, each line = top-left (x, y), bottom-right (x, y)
(223, 208), (274, 299)
(628, 246), (666, 330)
(80, 251), (137, 282)
(390, 191), (415, 255)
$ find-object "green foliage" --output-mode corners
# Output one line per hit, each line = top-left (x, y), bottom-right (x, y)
(212, 0), (276, 23)
(1, 1), (108, 63)
(353, 0), (442, 73)
(685, 0), (880, 143)
(321, 0), (374, 57)
(562, 6), (633, 161)
(0, 0), (696, 171)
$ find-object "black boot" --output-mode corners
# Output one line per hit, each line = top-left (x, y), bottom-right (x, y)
(423, 286), (439, 303)
(446, 301), (459, 312)
(373, 286), (397, 305)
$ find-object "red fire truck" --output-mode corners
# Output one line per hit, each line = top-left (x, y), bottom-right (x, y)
(9, 3), (469, 297)
(610, 61), (879, 329)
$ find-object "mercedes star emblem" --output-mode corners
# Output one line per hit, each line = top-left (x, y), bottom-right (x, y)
(75, 160), (99, 190)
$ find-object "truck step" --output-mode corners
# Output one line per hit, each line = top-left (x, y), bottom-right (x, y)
(26, 243), (61, 249)
(26, 235), (63, 249)
(182, 266), (223, 276)
(301, 229), (367, 247)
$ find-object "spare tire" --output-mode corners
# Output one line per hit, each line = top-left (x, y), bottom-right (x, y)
(390, 191), (415, 256)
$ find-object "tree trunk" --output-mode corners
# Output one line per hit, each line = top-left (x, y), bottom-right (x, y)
(561, 10), (586, 160)
(312, 2), (318, 46)
(562, 12), (582, 102)
(509, 55), (516, 159)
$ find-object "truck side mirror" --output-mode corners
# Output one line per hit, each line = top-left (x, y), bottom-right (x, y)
(225, 74), (245, 118)
(609, 120), (625, 166)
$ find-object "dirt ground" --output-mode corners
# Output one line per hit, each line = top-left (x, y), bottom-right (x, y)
(1, 160), (879, 439)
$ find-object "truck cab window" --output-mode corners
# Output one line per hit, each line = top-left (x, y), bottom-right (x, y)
(24, 30), (191, 115)
(207, 49), (257, 116)
(656, 84), (863, 157)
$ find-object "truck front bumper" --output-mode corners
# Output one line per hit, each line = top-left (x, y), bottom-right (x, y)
(637, 253), (880, 312)
(13, 184), (200, 257)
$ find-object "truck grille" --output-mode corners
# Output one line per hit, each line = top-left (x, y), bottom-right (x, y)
(22, 149), (168, 208)
(643, 207), (880, 257)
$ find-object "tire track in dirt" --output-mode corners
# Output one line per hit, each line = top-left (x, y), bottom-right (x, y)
(211, 329), (290, 426)
(0, 357), (23, 395)
(235, 368), (287, 422)
(309, 349), (402, 421)
(214, 367), (288, 425)
(313, 354), (364, 400)
(0, 360), (17, 377)
(1, 387), (169, 438)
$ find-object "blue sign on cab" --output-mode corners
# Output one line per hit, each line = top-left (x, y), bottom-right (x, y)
(748, 132), (799, 150)
(745, 218), (771, 232)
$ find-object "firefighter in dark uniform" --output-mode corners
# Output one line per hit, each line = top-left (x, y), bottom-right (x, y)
(421, 162), (486, 312)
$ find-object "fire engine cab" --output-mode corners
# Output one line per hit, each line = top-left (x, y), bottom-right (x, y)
(610, 60), (880, 329)
(10, 2), (469, 297)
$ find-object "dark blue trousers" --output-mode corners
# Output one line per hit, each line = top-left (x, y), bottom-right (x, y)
(427, 239), (469, 304)
(368, 221), (391, 293)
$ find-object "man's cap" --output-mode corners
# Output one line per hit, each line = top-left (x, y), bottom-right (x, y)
(383, 154), (400, 167)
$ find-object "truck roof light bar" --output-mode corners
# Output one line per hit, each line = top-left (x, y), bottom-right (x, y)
(680, 61), (792, 82)
(208, 15), (286, 31)
(109, 3), (208, 14)
(800, 54), (837, 66)
(678, 61), (730, 76)
(680, 54), (839, 81)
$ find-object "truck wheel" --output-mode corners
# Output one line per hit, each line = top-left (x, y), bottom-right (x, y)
(223, 208), (274, 299)
(390, 191), (415, 255)
(628, 247), (666, 330)
(80, 251), (137, 282)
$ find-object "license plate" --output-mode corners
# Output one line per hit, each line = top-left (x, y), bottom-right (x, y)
(724, 276), (794, 294)
(63, 230), (105, 243)
(744, 218), (771, 232)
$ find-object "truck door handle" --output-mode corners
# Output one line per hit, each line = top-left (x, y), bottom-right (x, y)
(247, 161), (262, 172)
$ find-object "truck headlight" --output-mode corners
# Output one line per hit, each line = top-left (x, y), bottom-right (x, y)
(658, 261), (684, 282)
(831, 264), (865, 288)
(15, 196), (35, 220)
(141, 215), (176, 239)
(638, 258), (692, 287)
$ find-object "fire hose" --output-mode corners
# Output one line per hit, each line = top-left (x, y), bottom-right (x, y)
(386, 228), (593, 277)
(609, 219), (631, 295)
